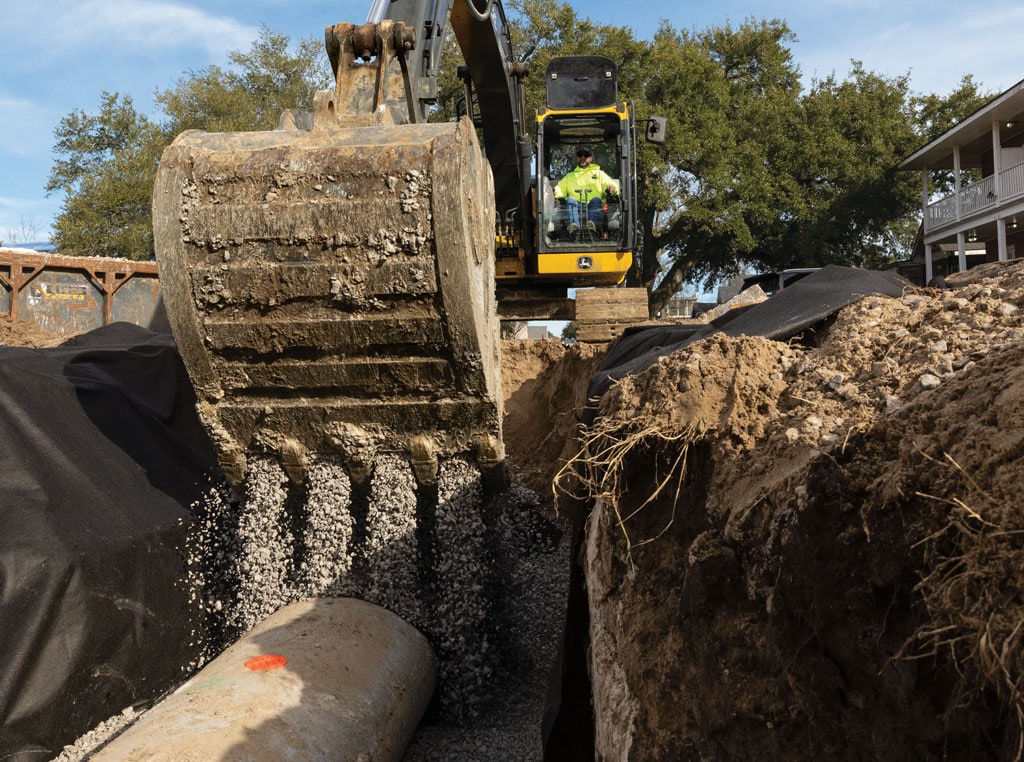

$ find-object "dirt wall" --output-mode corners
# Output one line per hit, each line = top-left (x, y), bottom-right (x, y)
(501, 339), (606, 495)
(576, 261), (1024, 760)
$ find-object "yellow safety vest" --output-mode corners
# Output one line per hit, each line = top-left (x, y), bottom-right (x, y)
(554, 163), (619, 204)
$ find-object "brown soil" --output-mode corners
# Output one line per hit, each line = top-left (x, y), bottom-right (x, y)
(555, 260), (1024, 760)
(0, 316), (68, 348)
(500, 338), (606, 495)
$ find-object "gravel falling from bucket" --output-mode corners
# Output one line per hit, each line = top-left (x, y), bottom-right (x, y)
(181, 452), (506, 718)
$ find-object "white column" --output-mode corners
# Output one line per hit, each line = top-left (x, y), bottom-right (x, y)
(998, 217), (1008, 261)
(993, 120), (1003, 197)
(954, 145), (962, 220)
(957, 230), (967, 272)
(921, 167), (929, 232)
(925, 242), (934, 284)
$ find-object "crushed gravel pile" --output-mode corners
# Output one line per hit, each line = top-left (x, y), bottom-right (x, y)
(181, 454), (562, 723)
(56, 469), (569, 760)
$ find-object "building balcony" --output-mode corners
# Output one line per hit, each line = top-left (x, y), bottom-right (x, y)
(925, 160), (1024, 234)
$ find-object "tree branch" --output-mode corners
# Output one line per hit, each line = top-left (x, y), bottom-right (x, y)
(651, 214), (692, 254)
(649, 252), (701, 315)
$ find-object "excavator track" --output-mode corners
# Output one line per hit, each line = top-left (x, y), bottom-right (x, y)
(153, 111), (503, 490)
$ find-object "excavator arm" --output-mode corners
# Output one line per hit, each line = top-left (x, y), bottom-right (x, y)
(153, 0), (524, 492)
(149, 3), (661, 728)
(370, 0), (533, 247)
(152, 0), (656, 491)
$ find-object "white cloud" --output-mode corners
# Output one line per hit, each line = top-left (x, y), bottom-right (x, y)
(794, 3), (1024, 96)
(0, 194), (61, 215)
(44, 0), (258, 59)
(0, 197), (34, 210)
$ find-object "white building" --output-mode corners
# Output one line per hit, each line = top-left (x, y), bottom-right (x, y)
(900, 78), (1024, 283)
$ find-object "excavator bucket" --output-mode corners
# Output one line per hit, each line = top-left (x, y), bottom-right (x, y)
(152, 107), (504, 490)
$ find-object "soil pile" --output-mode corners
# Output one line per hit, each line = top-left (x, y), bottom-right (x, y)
(0, 316), (68, 347)
(572, 260), (1024, 760)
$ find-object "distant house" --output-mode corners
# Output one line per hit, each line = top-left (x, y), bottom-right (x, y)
(662, 295), (698, 318)
(526, 325), (550, 340)
(900, 78), (1024, 283)
(894, 242), (988, 286)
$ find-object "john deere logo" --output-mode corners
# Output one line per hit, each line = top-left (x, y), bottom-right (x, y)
(577, 256), (593, 270)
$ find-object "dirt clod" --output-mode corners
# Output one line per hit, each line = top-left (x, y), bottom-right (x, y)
(0, 316), (68, 348)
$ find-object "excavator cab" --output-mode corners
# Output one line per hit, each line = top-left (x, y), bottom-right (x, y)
(540, 128), (627, 245)
(534, 57), (636, 287)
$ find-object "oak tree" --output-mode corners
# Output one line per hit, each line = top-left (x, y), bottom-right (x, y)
(47, 27), (327, 259)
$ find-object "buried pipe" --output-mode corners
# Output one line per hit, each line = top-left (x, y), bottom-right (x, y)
(92, 597), (436, 761)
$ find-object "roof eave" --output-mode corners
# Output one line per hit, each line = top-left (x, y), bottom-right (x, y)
(900, 77), (1024, 170)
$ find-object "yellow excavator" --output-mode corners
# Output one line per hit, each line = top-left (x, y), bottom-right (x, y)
(152, 0), (665, 491)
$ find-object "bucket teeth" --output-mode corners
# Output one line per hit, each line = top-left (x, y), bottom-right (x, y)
(475, 434), (505, 468)
(279, 438), (309, 486)
(476, 434), (509, 492)
(346, 455), (374, 488)
(409, 435), (439, 486)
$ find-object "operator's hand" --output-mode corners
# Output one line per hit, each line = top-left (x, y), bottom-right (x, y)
(606, 186), (618, 198)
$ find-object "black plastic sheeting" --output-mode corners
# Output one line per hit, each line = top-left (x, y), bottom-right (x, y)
(543, 265), (913, 760)
(0, 323), (218, 760)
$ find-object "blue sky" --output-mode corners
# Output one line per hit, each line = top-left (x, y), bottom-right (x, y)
(2, 0), (1024, 243)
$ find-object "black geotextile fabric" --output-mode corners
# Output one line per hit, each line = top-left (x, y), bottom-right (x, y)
(0, 322), (218, 760)
(585, 265), (912, 419)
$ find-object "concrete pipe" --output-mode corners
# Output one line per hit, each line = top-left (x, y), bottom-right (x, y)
(92, 597), (436, 761)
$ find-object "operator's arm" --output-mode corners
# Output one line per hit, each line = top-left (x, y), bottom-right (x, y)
(553, 174), (569, 200)
(555, 170), (583, 202)
(603, 172), (620, 199)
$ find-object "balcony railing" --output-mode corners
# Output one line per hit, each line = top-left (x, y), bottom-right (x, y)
(925, 160), (1024, 233)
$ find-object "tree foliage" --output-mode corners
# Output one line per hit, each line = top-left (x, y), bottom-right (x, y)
(47, 27), (327, 259)
(636, 22), (925, 309)
(46, 92), (164, 258)
(156, 26), (328, 135)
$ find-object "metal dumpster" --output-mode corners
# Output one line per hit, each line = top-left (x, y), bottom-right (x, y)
(0, 248), (168, 335)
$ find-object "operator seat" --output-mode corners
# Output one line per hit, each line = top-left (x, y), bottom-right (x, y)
(542, 175), (563, 238)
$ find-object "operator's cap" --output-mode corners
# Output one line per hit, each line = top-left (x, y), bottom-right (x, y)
(576, 145), (592, 157)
